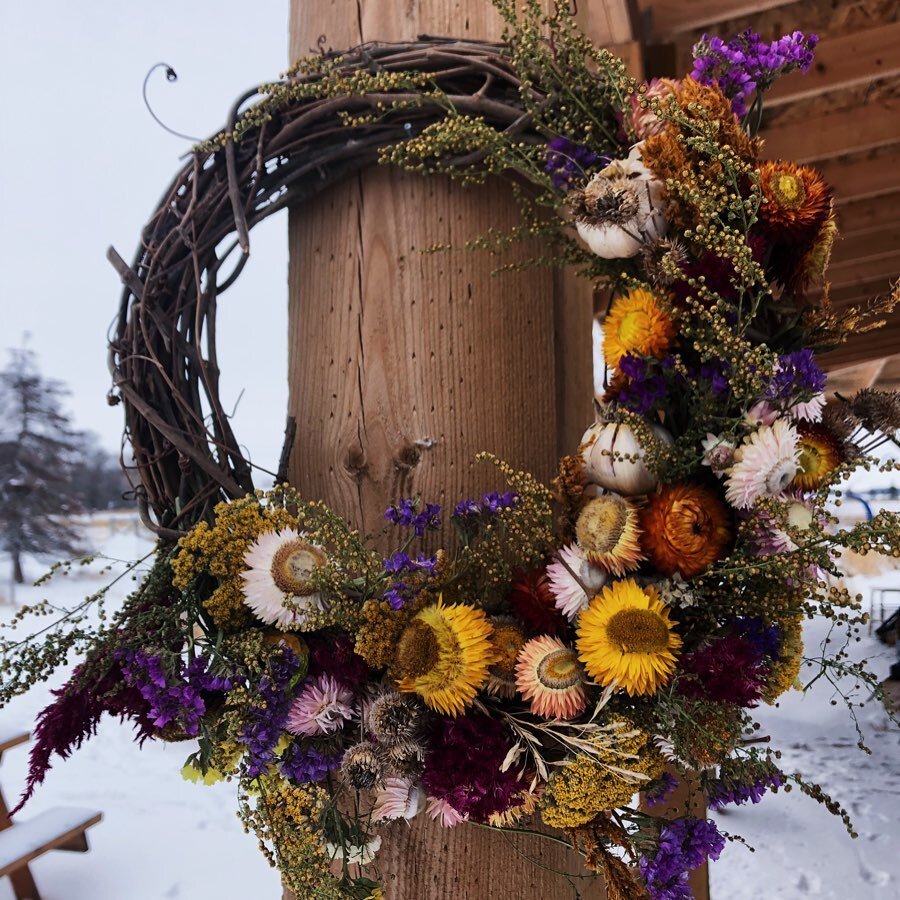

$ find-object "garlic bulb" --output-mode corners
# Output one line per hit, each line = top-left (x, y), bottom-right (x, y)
(572, 143), (667, 259)
(580, 420), (671, 496)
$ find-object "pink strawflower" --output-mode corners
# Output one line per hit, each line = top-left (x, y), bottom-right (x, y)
(286, 675), (353, 736)
(626, 78), (680, 140)
(372, 777), (424, 822)
(426, 796), (467, 828)
(725, 420), (800, 509)
(546, 544), (607, 621)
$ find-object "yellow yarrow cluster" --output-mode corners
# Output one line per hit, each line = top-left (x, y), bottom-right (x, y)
(171, 497), (296, 630)
(540, 727), (665, 828)
(241, 778), (338, 899)
(764, 614), (804, 703)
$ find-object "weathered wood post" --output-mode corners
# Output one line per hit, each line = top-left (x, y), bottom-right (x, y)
(284, 1), (602, 895)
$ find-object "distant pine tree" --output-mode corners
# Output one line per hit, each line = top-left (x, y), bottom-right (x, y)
(0, 348), (85, 583)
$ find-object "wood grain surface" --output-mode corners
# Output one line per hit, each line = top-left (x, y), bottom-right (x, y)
(282, 2), (645, 897)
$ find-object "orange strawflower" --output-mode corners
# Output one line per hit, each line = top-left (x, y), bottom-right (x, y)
(792, 422), (844, 491)
(639, 482), (732, 578)
(603, 288), (676, 369)
(758, 160), (832, 238)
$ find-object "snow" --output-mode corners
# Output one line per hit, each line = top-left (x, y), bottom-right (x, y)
(0, 515), (898, 899)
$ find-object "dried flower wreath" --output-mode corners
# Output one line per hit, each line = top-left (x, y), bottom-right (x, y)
(4, 3), (900, 899)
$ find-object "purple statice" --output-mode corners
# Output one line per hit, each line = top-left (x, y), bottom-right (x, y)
(764, 349), (826, 403)
(644, 771), (679, 809)
(117, 650), (210, 737)
(384, 499), (442, 536)
(239, 647), (303, 778)
(732, 616), (781, 660)
(382, 552), (439, 609)
(544, 137), (600, 190)
(451, 491), (519, 525)
(640, 817), (726, 900)
(691, 30), (819, 118)
(708, 769), (783, 810)
(279, 741), (343, 785)
(383, 552), (439, 577)
(618, 355), (669, 414)
(481, 491), (520, 513)
(698, 359), (730, 396)
(452, 498), (483, 519)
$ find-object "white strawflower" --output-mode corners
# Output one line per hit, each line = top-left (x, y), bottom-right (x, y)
(546, 544), (607, 621)
(725, 419), (800, 509)
(240, 528), (326, 629)
(787, 392), (826, 422)
(700, 433), (735, 475)
(372, 777), (424, 822)
(325, 835), (382, 866)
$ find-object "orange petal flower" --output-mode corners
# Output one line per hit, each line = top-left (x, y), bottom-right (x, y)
(639, 482), (732, 578)
(792, 422), (844, 491)
(603, 288), (676, 369)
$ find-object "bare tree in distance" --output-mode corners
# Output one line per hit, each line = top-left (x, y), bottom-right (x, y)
(0, 347), (85, 583)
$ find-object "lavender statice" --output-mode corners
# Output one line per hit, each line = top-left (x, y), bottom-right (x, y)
(640, 817), (726, 900)
(117, 650), (211, 737)
(691, 30), (819, 117)
(239, 647), (303, 778)
(452, 491), (520, 521)
(764, 349), (827, 403)
(708, 769), (783, 810)
(643, 771), (679, 809)
(279, 741), (343, 785)
(544, 137), (600, 190)
(383, 552), (439, 577)
(732, 616), (781, 659)
(384, 499), (442, 536)
(618, 355), (669, 414)
(382, 552), (439, 609)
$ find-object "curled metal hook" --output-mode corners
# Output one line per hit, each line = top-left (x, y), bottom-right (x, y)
(142, 62), (203, 142)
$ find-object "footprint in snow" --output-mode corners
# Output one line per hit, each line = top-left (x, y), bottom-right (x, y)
(796, 872), (823, 894)
(861, 867), (892, 887)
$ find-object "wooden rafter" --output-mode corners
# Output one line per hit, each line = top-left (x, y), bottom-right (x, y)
(637, 0), (794, 40)
(762, 101), (900, 163)
(819, 145), (900, 205)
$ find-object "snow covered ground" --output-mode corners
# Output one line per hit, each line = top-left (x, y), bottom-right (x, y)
(0, 514), (897, 900)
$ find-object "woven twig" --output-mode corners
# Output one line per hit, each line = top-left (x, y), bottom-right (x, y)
(107, 39), (545, 534)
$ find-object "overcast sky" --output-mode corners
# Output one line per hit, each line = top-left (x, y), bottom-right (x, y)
(0, 1), (291, 471)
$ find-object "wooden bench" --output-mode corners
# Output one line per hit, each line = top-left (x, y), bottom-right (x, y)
(0, 728), (102, 900)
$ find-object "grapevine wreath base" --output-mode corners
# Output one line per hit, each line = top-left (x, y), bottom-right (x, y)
(4, 4), (900, 899)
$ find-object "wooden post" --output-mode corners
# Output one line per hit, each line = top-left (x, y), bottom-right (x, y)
(285, 2), (603, 897)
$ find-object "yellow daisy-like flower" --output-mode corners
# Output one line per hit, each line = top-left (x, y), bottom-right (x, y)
(575, 494), (644, 576)
(395, 600), (495, 717)
(603, 287), (676, 369)
(577, 579), (681, 696)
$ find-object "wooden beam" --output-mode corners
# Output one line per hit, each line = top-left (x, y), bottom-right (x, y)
(638, 0), (794, 40)
(827, 252), (900, 291)
(819, 145), (900, 205)
(809, 275), (896, 309)
(836, 195), (900, 238)
(767, 22), (900, 107)
(820, 311), (900, 369)
(762, 102), (900, 164)
(824, 358), (888, 390)
(831, 227), (900, 267)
